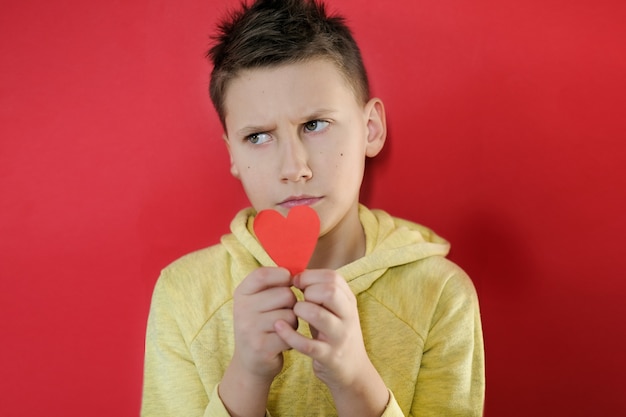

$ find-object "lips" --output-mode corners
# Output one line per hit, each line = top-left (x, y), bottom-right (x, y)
(278, 195), (322, 209)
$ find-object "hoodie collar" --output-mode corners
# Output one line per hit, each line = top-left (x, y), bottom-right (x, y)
(222, 205), (450, 294)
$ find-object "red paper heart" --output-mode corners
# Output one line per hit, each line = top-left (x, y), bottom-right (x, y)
(253, 205), (320, 276)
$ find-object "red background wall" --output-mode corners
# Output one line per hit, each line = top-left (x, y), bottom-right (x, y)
(1, 0), (624, 415)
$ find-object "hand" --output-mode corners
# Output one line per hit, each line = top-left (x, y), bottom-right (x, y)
(231, 267), (298, 380)
(274, 269), (369, 388)
(220, 267), (298, 417)
(274, 269), (389, 416)
(274, 270), (389, 417)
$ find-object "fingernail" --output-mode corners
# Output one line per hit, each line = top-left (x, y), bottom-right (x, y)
(292, 273), (301, 288)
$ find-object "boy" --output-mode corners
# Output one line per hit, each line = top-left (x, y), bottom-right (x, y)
(141, 0), (484, 416)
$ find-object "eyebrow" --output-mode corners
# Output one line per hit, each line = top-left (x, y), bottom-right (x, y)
(233, 108), (339, 137)
(302, 108), (338, 121)
(236, 125), (271, 138)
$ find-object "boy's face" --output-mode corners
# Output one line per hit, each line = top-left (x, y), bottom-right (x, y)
(222, 58), (385, 237)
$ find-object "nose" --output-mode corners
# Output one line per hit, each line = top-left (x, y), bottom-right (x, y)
(279, 134), (312, 182)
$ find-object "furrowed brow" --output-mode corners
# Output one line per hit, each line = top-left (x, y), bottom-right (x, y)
(236, 125), (272, 137)
(301, 108), (337, 121)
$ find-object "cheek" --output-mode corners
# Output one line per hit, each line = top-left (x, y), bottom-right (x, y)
(334, 149), (364, 171)
(238, 165), (258, 187)
(232, 151), (256, 177)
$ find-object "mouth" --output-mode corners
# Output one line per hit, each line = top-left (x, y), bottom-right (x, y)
(278, 195), (322, 209)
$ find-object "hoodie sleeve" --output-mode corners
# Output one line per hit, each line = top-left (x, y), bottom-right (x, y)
(411, 271), (485, 416)
(141, 272), (234, 417)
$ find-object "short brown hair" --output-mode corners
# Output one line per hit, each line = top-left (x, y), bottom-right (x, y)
(207, 0), (370, 127)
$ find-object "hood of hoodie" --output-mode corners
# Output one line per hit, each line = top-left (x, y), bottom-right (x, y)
(221, 205), (450, 295)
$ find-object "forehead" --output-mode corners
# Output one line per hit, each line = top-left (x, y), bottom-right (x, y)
(223, 59), (360, 126)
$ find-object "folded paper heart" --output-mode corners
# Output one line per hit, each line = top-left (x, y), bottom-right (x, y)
(253, 205), (320, 276)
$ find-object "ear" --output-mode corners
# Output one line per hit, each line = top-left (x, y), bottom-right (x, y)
(223, 133), (241, 179)
(363, 98), (387, 158)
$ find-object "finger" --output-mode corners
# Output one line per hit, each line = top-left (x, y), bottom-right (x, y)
(237, 267), (291, 295)
(303, 283), (353, 317)
(244, 331), (293, 358)
(295, 270), (352, 298)
(293, 269), (338, 289)
(274, 319), (329, 359)
(250, 309), (298, 333)
(250, 286), (297, 313)
(293, 301), (342, 341)
(296, 274), (354, 319)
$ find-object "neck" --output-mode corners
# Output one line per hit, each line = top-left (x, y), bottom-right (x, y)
(308, 203), (365, 271)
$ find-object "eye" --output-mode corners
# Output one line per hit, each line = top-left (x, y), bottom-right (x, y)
(303, 120), (329, 133)
(246, 132), (271, 145)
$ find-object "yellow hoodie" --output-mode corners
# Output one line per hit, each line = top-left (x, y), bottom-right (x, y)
(142, 205), (484, 416)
